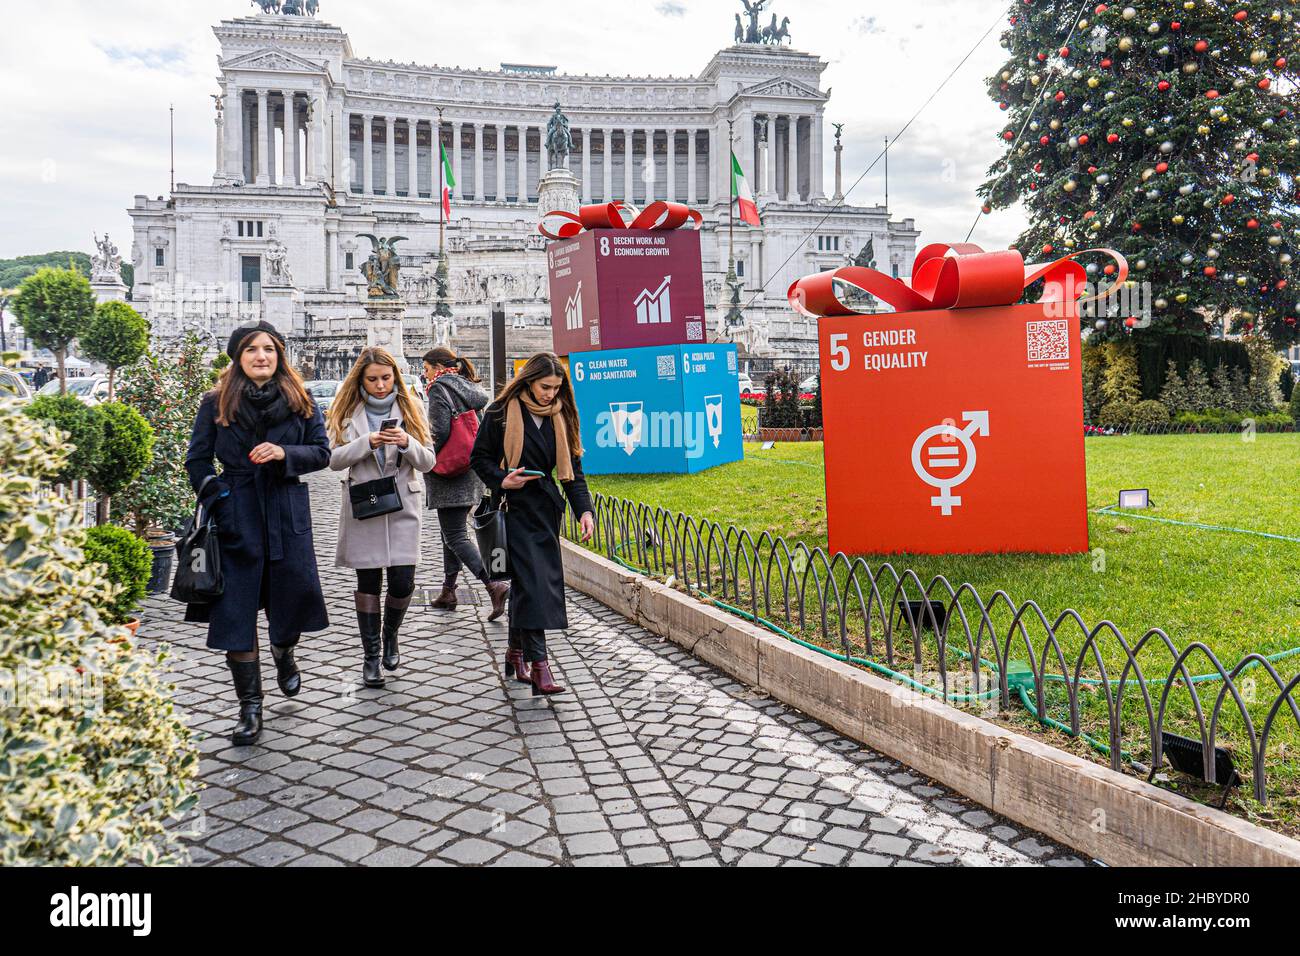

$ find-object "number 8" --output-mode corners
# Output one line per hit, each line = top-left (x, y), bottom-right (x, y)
(600, 237), (610, 257)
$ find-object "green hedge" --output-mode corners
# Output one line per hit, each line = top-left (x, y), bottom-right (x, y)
(81, 525), (151, 625)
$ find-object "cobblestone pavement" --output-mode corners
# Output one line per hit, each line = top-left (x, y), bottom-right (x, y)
(142, 472), (1089, 867)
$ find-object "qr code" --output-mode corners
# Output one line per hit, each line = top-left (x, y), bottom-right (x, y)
(656, 354), (676, 378)
(727, 351), (737, 372)
(686, 321), (703, 341)
(589, 325), (599, 345)
(1026, 319), (1071, 362)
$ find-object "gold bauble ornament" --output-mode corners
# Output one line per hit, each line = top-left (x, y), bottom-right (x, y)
(1091, 221), (1103, 231)
(1183, 62), (1198, 73)
(1197, 124), (1211, 134)
(1172, 215), (1185, 224)
(1049, 118), (1062, 130)
(1176, 293), (1189, 303)
(1119, 37), (1133, 52)
(1251, 50), (1267, 64)
(1122, 117), (1135, 127)
(1088, 76), (1100, 88)
(1064, 180), (1078, 192)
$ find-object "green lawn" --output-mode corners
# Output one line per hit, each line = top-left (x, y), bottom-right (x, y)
(585, 435), (1300, 831)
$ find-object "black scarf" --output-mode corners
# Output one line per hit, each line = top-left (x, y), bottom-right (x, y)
(236, 379), (292, 440)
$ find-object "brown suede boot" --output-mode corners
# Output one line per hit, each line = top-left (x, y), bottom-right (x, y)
(485, 579), (510, 621)
(430, 584), (458, 610)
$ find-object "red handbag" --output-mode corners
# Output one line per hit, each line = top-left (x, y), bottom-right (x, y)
(434, 408), (478, 477)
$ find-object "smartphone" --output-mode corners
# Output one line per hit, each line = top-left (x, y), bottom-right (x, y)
(379, 418), (398, 431)
(519, 469), (545, 477)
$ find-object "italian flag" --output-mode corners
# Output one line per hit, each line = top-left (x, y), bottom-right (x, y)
(731, 150), (760, 226)
(440, 143), (456, 220)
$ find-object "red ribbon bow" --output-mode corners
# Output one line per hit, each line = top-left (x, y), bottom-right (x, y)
(787, 242), (1129, 317)
(538, 200), (704, 241)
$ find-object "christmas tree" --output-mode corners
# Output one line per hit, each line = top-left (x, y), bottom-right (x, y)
(979, 1), (1300, 343)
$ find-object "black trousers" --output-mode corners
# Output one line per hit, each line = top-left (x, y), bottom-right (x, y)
(355, 565), (416, 599)
(437, 505), (487, 585)
(509, 626), (547, 663)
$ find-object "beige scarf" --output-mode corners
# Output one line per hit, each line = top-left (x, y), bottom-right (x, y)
(504, 393), (575, 482)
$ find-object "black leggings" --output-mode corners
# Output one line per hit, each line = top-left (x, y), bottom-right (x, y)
(356, 565), (416, 599)
(509, 627), (547, 663)
(437, 505), (488, 585)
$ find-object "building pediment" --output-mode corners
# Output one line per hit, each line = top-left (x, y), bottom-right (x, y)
(223, 47), (327, 76)
(740, 77), (825, 101)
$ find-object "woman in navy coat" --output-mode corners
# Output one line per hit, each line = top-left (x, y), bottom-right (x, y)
(184, 320), (331, 746)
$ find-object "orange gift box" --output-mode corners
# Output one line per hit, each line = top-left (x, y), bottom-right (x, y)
(789, 242), (1127, 556)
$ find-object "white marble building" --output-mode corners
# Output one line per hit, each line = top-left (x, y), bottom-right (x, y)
(127, 7), (919, 374)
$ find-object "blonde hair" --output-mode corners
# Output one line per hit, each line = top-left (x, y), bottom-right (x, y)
(327, 347), (430, 447)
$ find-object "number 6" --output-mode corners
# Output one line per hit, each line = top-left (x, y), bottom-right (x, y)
(829, 333), (849, 371)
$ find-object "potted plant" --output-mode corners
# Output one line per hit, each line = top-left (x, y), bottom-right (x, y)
(82, 524), (152, 634)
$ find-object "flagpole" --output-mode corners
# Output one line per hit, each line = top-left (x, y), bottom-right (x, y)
(728, 118), (735, 272)
(437, 105), (445, 257)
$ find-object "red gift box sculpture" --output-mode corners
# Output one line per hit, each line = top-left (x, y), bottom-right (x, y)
(542, 201), (708, 355)
(789, 242), (1127, 556)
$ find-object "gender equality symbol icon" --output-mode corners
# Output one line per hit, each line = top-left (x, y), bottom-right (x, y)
(909, 411), (990, 516)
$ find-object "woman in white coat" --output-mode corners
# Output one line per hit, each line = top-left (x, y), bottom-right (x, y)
(326, 347), (436, 688)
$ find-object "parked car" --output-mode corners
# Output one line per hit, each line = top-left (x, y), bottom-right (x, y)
(738, 372), (755, 395)
(0, 368), (33, 401)
(306, 379), (340, 413)
(799, 373), (821, 394)
(36, 375), (110, 406)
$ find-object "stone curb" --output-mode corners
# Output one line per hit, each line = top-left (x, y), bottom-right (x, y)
(561, 539), (1300, 867)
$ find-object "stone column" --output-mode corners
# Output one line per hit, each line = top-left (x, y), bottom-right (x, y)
(362, 113), (374, 195)
(495, 125), (506, 200)
(214, 95), (226, 180)
(687, 129), (697, 205)
(643, 129), (655, 203)
(602, 129), (612, 202)
(255, 91), (270, 185)
(282, 92), (296, 186)
(409, 118), (420, 198)
(385, 116), (397, 196)
(787, 115), (799, 202)
(623, 128), (634, 203)
(581, 127), (591, 203)
(666, 129), (677, 202)
(759, 116), (775, 199)
(516, 124), (528, 202)
(812, 113), (825, 201)
(451, 122), (462, 199)
(245, 94), (256, 183)
(326, 223), (337, 291)
(474, 123), (485, 200)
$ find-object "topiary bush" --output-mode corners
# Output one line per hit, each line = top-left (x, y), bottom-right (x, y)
(88, 402), (154, 499)
(1098, 401), (1134, 429)
(82, 525), (151, 625)
(24, 393), (103, 485)
(0, 385), (198, 865)
(1130, 399), (1170, 431)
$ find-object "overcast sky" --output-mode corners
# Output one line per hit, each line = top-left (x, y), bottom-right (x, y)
(0, 0), (1025, 263)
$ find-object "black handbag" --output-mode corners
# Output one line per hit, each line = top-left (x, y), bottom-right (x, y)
(170, 475), (225, 604)
(349, 474), (403, 520)
(471, 494), (509, 579)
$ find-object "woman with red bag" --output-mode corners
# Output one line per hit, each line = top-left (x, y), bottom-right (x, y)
(422, 347), (509, 619)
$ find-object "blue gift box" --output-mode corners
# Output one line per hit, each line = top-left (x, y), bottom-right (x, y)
(570, 343), (744, 475)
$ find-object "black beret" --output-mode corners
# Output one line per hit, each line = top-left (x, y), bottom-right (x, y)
(226, 320), (286, 360)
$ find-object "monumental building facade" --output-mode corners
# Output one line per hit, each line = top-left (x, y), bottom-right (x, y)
(127, 7), (920, 375)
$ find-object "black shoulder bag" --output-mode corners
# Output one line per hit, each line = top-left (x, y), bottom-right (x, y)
(471, 493), (509, 579)
(348, 442), (404, 520)
(170, 475), (225, 604)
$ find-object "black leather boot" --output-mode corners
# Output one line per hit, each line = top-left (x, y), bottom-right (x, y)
(382, 593), (411, 671)
(355, 591), (384, 688)
(270, 642), (301, 697)
(227, 657), (264, 746)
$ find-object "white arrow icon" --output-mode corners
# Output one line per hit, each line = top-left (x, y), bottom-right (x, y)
(910, 410), (990, 516)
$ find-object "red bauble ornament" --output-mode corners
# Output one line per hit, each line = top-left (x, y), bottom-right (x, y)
(981, 203), (992, 214)
(1278, 280), (1289, 291)
(1157, 80), (1171, 91)
(1100, 58), (1113, 68)
(1000, 102), (1009, 110)
(1094, 3), (1108, 13)
(1170, 21), (1181, 30)
(1156, 162), (1169, 173)
(1246, 152), (1260, 163)
(1078, 133), (1089, 145)
(1194, 40), (1209, 53)
(1233, 10), (1248, 21)
(1204, 266), (1217, 277)
(1060, 46), (1070, 57)
(1103, 264), (1116, 275)
(1124, 317), (1138, 328)
(1131, 221), (1143, 232)
(1004, 131), (1015, 140)
(1037, 52), (1048, 62)
(1039, 135), (1050, 145)
(1034, 162), (1043, 172)
(1285, 316), (1297, 326)
(1084, 210), (1096, 218)
(1258, 78), (1271, 90)
(1221, 194), (1236, 205)
(1087, 165), (1098, 173)
(1042, 244), (1054, 254)
(1276, 58), (1288, 69)
(1205, 89), (1220, 99)
(1107, 133), (1119, 143)
(1246, 218), (1260, 229)
(1054, 90), (1066, 102)
(1273, 222), (1283, 229)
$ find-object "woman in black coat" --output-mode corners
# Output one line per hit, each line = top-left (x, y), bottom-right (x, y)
(184, 321), (331, 746)
(470, 352), (594, 696)
(422, 347), (508, 619)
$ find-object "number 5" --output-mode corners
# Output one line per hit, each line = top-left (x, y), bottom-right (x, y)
(829, 333), (849, 371)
